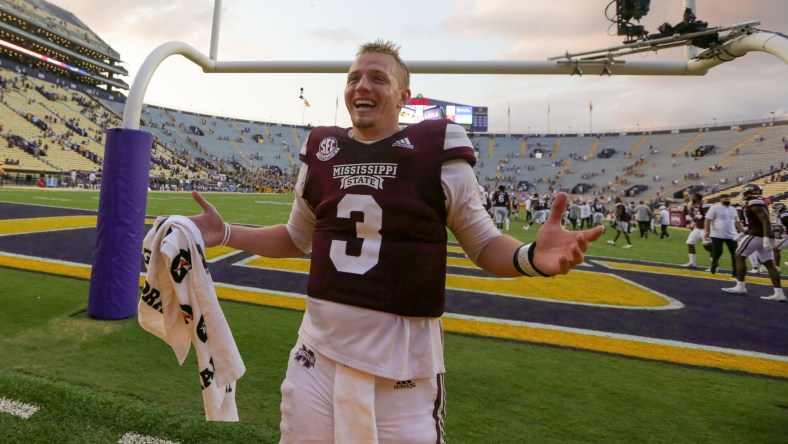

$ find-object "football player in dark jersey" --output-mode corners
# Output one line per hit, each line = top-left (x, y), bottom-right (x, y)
(606, 196), (633, 248)
(722, 184), (784, 301)
(772, 202), (788, 268)
(491, 185), (511, 232)
(682, 193), (711, 268)
(189, 40), (604, 441)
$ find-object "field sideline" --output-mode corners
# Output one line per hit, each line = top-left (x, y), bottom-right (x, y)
(0, 188), (786, 443)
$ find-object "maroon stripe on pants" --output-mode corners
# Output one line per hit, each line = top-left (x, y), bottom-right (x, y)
(735, 234), (755, 256)
(433, 373), (445, 444)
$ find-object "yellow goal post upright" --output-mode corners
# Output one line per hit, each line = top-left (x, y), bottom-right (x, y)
(87, 0), (788, 319)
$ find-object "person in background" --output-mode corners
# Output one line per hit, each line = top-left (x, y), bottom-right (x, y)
(722, 184), (784, 301)
(771, 202), (788, 267)
(591, 198), (605, 227)
(682, 193), (711, 268)
(579, 200), (592, 229)
(567, 199), (581, 230)
(491, 184), (510, 233)
(607, 196), (633, 248)
(658, 205), (672, 240)
(634, 200), (652, 238)
(704, 194), (742, 277)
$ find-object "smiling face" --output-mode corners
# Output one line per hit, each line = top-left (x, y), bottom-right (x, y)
(345, 52), (411, 141)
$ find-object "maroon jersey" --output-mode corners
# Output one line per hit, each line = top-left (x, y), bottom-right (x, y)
(690, 201), (711, 228)
(300, 120), (476, 317)
(779, 208), (788, 230)
(491, 190), (510, 208)
(743, 198), (767, 237)
(615, 202), (629, 222)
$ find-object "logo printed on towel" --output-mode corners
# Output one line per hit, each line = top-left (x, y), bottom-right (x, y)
(196, 315), (208, 343)
(196, 244), (209, 273)
(170, 249), (192, 283)
(141, 281), (162, 313)
(200, 357), (215, 390)
(294, 345), (316, 369)
(180, 304), (193, 324)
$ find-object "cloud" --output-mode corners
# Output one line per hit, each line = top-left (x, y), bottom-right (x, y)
(40, 0), (787, 133)
(304, 28), (363, 46)
(59, 0), (215, 48)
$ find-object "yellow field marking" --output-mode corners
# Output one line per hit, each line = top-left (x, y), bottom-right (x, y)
(205, 246), (237, 261)
(0, 252), (92, 280)
(244, 255), (673, 308)
(248, 252), (476, 271)
(442, 316), (788, 379)
(0, 216), (157, 236)
(446, 271), (672, 307)
(598, 261), (788, 285)
(0, 252), (784, 378)
(447, 255), (475, 268)
(215, 285), (307, 311)
(0, 216), (97, 235)
(243, 256), (311, 272)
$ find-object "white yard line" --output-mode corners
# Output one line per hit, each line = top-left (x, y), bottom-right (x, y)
(118, 432), (180, 444)
(0, 397), (39, 419)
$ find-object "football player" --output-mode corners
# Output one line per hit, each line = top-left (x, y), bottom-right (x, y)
(772, 202), (788, 267)
(722, 184), (784, 301)
(189, 40), (605, 442)
(681, 193), (711, 268)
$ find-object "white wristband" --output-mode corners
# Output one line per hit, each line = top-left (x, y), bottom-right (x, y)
(513, 243), (553, 277)
(219, 222), (231, 247)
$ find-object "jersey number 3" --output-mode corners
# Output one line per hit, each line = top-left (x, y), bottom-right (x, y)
(329, 194), (382, 274)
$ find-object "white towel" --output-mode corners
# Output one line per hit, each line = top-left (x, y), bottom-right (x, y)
(139, 215), (245, 421)
(334, 364), (378, 444)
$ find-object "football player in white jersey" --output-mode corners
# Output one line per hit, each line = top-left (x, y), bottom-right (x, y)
(189, 40), (604, 442)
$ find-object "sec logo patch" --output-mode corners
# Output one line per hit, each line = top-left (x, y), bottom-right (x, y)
(317, 137), (340, 161)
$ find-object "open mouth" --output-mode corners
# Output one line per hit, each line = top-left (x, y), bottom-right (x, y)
(354, 99), (376, 110)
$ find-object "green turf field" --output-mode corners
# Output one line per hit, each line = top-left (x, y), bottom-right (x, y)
(1, 188), (785, 443)
(0, 186), (714, 265)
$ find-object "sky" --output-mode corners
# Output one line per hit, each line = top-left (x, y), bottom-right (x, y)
(48, 0), (787, 134)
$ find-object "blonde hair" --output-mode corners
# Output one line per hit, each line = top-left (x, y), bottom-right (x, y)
(357, 39), (410, 89)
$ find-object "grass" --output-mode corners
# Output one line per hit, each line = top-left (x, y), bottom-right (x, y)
(1, 267), (786, 443)
(0, 186), (710, 266)
(1, 187), (785, 443)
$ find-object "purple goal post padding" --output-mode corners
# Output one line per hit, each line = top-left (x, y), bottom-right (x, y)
(88, 128), (153, 320)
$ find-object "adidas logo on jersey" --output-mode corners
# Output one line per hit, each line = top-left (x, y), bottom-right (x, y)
(392, 137), (415, 149)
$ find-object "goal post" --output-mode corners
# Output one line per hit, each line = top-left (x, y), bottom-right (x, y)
(87, 0), (788, 319)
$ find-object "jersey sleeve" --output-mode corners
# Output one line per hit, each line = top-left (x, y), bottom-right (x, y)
(285, 163), (316, 254)
(442, 159), (500, 263)
(442, 123), (477, 167)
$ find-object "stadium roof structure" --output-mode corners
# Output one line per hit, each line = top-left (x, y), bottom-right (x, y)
(0, 0), (128, 91)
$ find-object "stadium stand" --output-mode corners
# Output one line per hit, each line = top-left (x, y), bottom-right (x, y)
(3, 55), (786, 201)
(0, 0), (127, 90)
(1, 0), (786, 204)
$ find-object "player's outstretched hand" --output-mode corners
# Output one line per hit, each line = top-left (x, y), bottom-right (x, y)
(533, 192), (604, 275)
(189, 191), (225, 247)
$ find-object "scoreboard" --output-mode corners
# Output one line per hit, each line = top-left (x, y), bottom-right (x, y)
(399, 96), (488, 132)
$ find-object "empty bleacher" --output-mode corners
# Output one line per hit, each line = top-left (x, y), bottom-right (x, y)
(3, 58), (786, 199)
